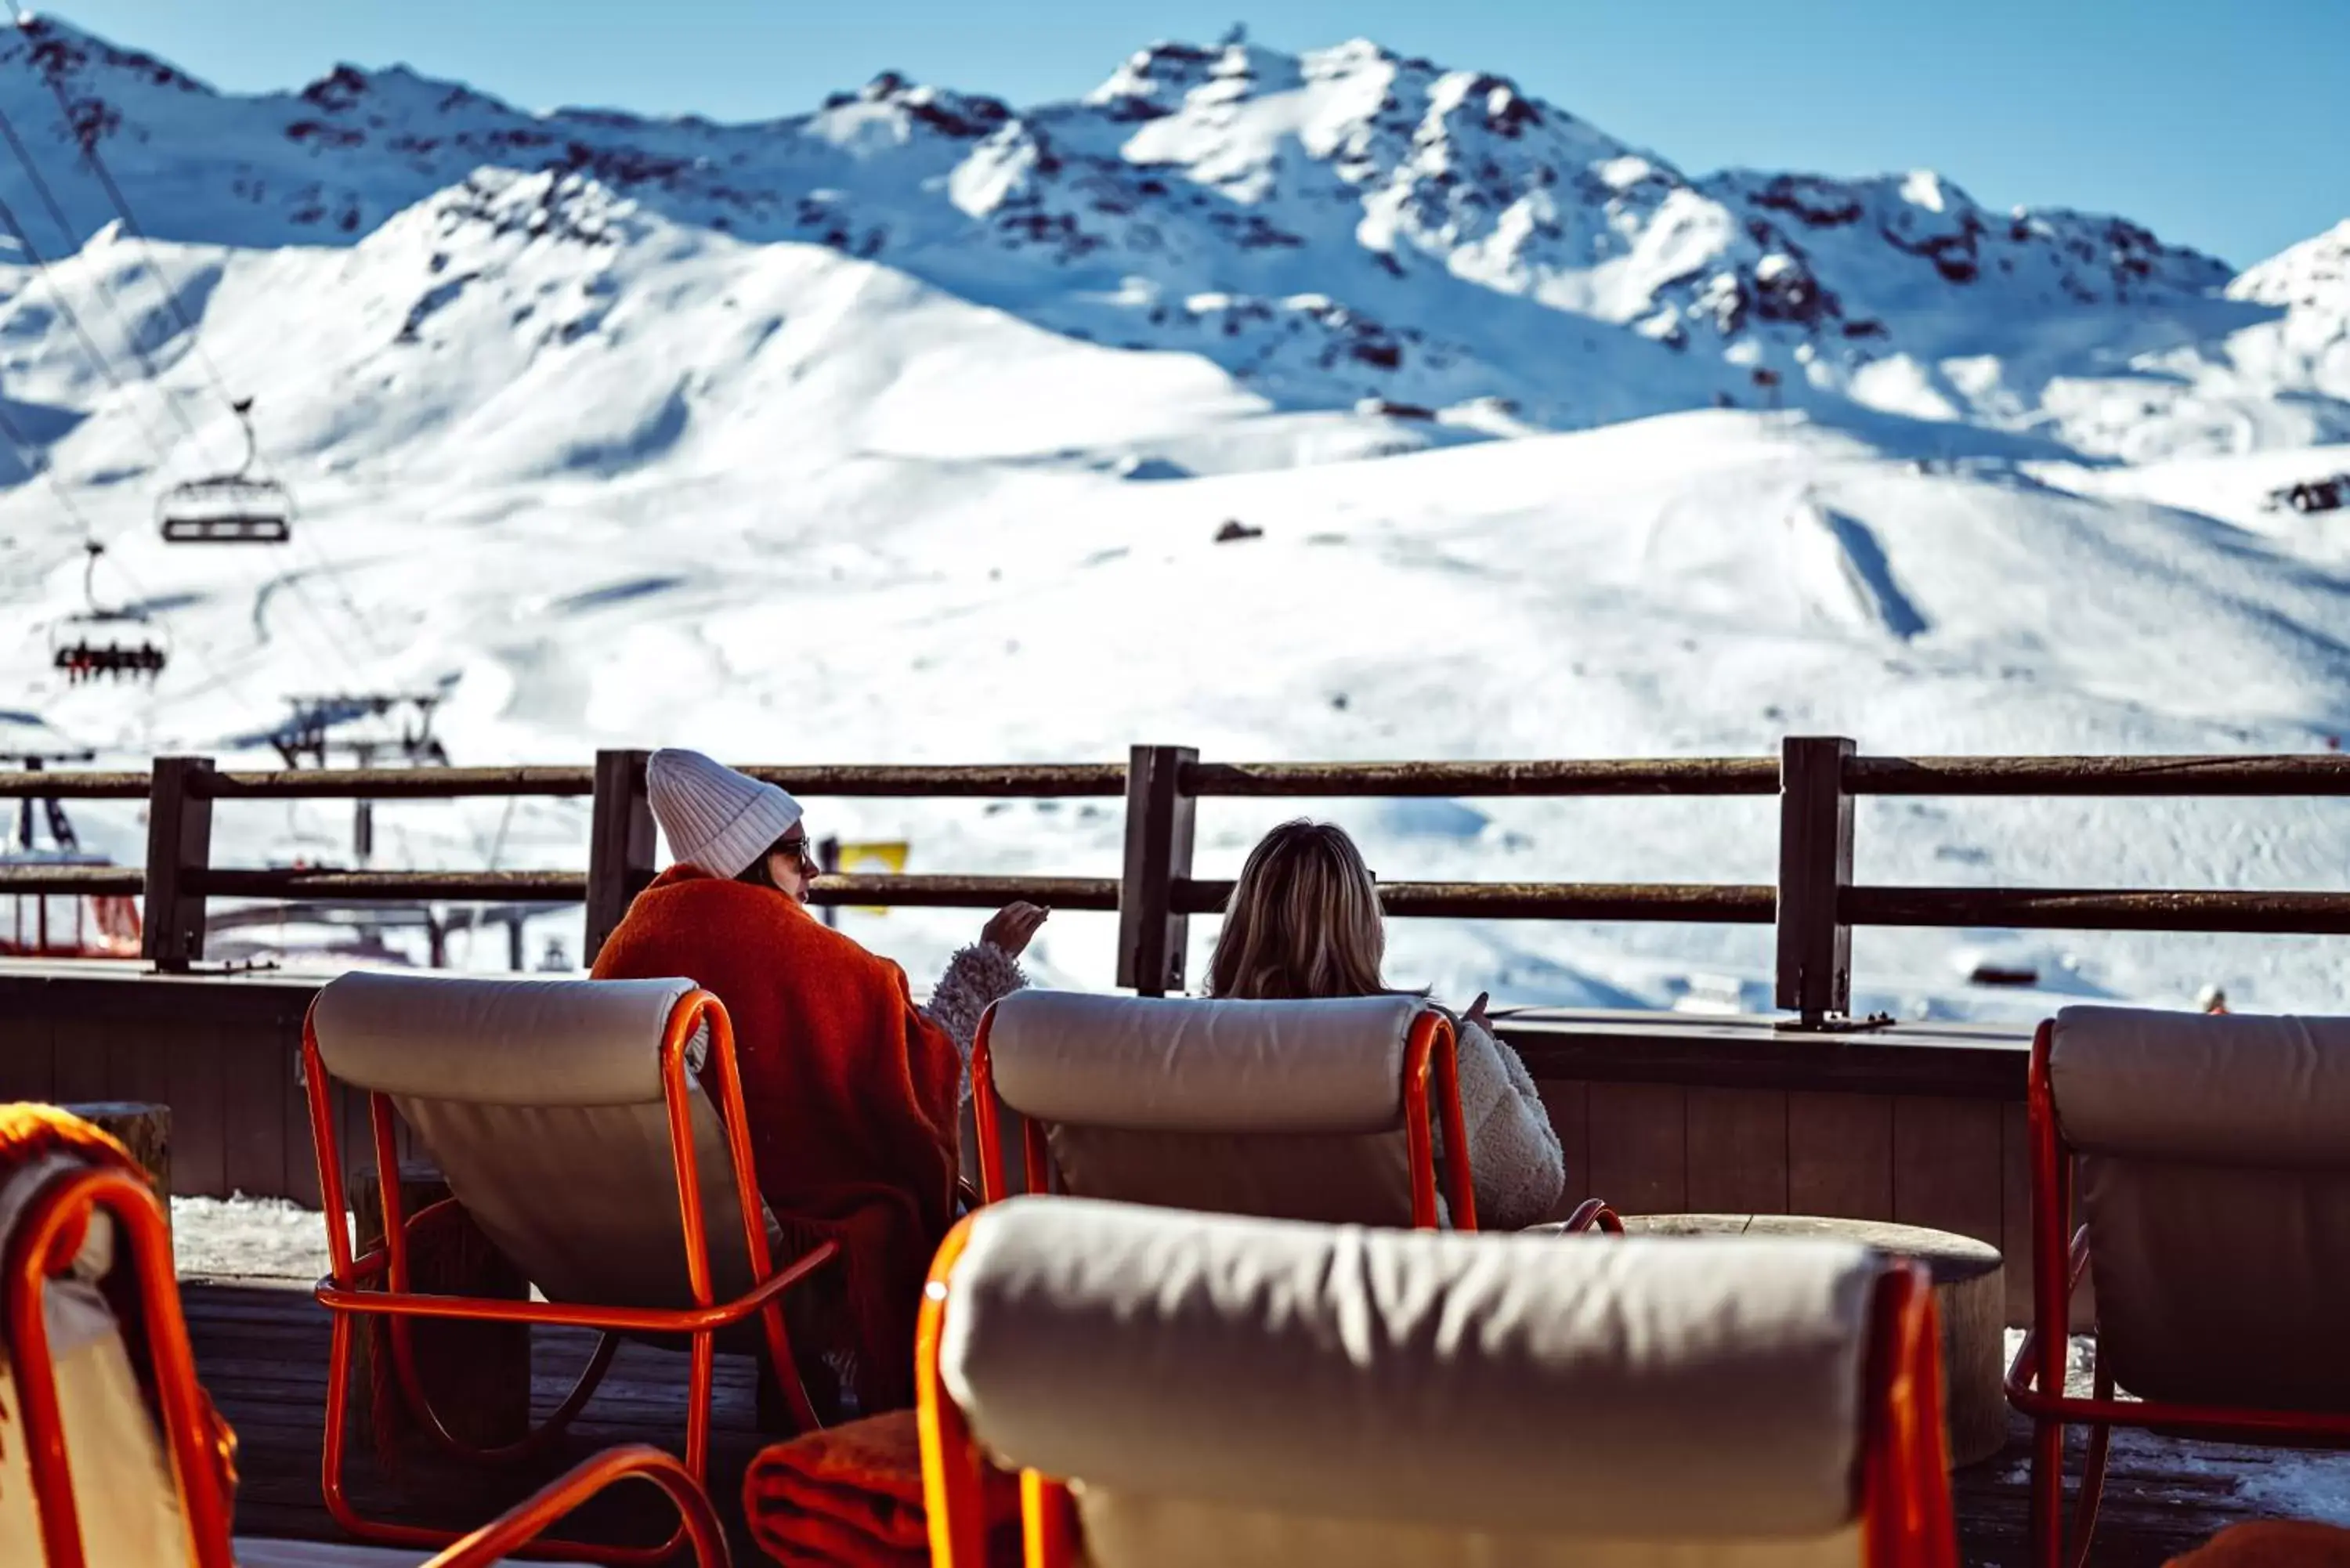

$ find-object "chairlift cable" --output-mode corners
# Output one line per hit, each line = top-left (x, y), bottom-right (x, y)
(0, 385), (273, 725)
(4, 15), (387, 667)
(0, 94), (208, 451)
(5, 4), (243, 422)
(9, 64), (383, 642)
(0, 182), (173, 465)
(95, 544), (278, 723)
(0, 389), (96, 538)
(5, 9), (386, 714)
(5, 14), (310, 576)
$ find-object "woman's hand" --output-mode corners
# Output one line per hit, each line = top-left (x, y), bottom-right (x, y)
(982, 901), (1050, 958)
(1462, 992), (1492, 1031)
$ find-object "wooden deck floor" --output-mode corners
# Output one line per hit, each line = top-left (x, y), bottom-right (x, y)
(186, 1280), (2340, 1566)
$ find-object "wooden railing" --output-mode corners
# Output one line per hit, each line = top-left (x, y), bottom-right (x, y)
(8, 739), (2350, 1022)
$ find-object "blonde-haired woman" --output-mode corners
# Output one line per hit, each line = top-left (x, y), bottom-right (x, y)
(1206, 819), (1565, 1229)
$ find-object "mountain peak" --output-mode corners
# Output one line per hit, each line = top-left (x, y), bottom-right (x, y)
(8, 11), (208, 96)
(2231, 219), (2350, 311)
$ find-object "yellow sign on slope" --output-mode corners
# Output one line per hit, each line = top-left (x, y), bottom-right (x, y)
(835, 840), (909, 915)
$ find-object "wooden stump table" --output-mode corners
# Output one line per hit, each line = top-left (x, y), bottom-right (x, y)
(1622, 1213), (2007, 1469)
(348, 1161), (532, 1458)
(60, 1100), (171, 1251)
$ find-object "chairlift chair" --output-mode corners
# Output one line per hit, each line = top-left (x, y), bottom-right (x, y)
(157, 396), (294, 545)
(46, 543), (168, 685)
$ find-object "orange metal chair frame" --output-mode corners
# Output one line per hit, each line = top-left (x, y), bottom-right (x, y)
(0, 1160), (734, 1567)
(2005, 1020), (2350, 1568)
(969, 1003), (1482, 1229)
(302, 986), (838, 1566)
(914, 1216), (1956, 1568)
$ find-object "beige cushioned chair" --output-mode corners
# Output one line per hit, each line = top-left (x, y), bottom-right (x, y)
(309, 971), (768, 1320)
(973, 992), (1477, 1227)
(0, 1133), (715, 1566)
(2008, 1006), (2350, 1568)
(2050, 1004), (2350, 1409)
(302, 971), (835, 1559)
(919, 1197), (1958, 1568)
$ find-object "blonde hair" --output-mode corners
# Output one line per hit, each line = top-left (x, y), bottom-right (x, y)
(1207, 820), (1389, 999)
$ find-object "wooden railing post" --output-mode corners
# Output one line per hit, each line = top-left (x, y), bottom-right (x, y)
(141, 756), (214, 971)
(1116, 744), (1198, 997)
(584, 749), (655, 966)
(1775, 735), (1855, 1025)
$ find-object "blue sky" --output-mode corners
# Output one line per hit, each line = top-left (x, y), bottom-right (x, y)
(44, 0), (2350, 267)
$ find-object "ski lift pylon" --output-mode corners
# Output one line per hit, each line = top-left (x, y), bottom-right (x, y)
(48, 541), (168, 685)
(157, 396), (294, 544)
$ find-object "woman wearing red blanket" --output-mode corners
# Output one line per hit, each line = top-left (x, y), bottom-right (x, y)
(592, 748), (1042, 1416)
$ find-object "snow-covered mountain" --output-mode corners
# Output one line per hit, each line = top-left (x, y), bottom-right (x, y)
(0, 18), (2340, 458)
(5, 15), (2350, 1016)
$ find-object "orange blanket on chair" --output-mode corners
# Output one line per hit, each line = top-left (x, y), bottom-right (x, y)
(743, 1411), (1022, 1567)
(592, 865), (962, 1414)
(0, 1104), (238, 1498)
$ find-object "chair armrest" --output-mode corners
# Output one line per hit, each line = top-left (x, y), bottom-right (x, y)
(420, 1443), (729, 1566)
(1515, 1199), (1625, 1237)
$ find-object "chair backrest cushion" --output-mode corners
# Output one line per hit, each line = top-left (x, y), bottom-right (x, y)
(312, 970), (761, 1311)
(2052, 1005), (2350, 1407)
(313, 970), (702, 1107)
(988, 992), (1433, 1224)
(939, 1198), (1880, 1552)
(2052, 1005), (2350, 1166)
(987, 992), (1424, 1133)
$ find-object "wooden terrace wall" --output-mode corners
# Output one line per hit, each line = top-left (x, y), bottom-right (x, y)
(0, 966), (2055, 1321)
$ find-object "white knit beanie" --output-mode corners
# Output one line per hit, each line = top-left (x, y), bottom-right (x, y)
(645, 749), (804, 880)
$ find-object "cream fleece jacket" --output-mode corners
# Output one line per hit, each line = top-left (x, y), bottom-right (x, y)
(923, 941), (1028, 1095)
(1440, 1016), (1567, 1230)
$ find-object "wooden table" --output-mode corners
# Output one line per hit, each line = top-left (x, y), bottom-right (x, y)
(1623, 1213), (2007, 1468)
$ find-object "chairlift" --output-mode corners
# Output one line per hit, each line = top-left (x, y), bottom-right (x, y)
(48, 541), (168, 685)
(157, 396), (294, 544)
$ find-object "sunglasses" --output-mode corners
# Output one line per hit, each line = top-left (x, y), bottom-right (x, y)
(776, 835), (819, 869)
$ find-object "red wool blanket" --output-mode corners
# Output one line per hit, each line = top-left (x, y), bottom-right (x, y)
(593, 865), (962, 1412)
(2171, 1522), (2350, 1568)
(744, 1411), (1022, 1568)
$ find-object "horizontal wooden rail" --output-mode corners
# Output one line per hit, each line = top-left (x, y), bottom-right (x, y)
(1846, 754), (2350, 796)
(181, 869), (1123, 912)
(1844, 886), (2350, 934)
(0, 865), (146, 895)
(1182, 758), (1780, 797)
(194, 869), (588, 901)
(201, 767), (596, 799)
(0, 771), (148, 799)
(806, 875), (1120, 910)
(15, 742), (2350, 1000)
(1176, 879), (1776, 922)
(23, 751), (2350, 803)
(741, 763), (1128, 797)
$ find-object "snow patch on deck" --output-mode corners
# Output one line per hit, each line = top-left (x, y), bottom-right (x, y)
(172, 1194), (334, 1282)
(1998, 1330), (2350, 1522)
